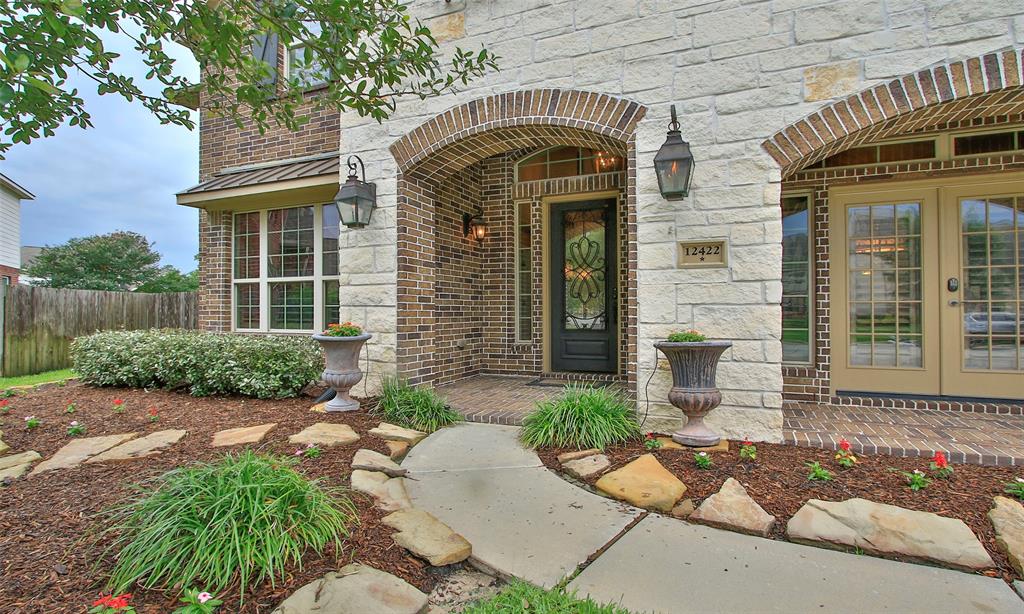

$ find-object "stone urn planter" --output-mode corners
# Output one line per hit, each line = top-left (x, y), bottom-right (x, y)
(654, 338), (732, 447)
(312, 329), (372, 412)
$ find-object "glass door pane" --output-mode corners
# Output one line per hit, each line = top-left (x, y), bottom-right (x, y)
(563, 209), (607, 331)
(846, 202), (923, 368)
(958, 196), (1023, 372)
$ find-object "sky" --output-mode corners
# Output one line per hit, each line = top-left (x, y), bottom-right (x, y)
(3, 28), (202, 272)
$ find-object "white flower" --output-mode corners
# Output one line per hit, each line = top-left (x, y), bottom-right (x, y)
(913, 470), (924, 475)
(70, 421), (79, 426)
(697, 452), (708, 457)
(24, 415), (34, 421)
(197, 592), (213, 604)
(1017, 477), (1024, 483)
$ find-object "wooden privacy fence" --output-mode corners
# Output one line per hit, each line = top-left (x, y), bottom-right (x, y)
(0, 285), (198, 377)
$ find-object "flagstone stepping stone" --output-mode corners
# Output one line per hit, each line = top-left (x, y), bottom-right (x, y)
(562, 453), (610, 479)
(1014, 580), (1024, 600)
(382, 508), (472, 566)
(350, 470), (412, 511)
(556, 448), (600, 463)
(689, 477), (776, 537)
(0, 450), (41, 481)
(787, 498), (994, 571)
(670, 498), (695, 519)
(352, 448), (407, 477)
(989, 496), (1024, 576)
(30, 433), (136, 476)
(272, 563), (428, 614)
(595, 453), (686, 513)
(655, 437), (684, 450)
(369, 422), (427, 445)
(211, 423), (276, 447)
(386, 440), (410, 461)
(86, 430), (187, 463)
(288, 422), (359, 447)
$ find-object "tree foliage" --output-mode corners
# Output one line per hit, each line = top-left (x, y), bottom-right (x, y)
(135, 266), (198, 293)
(25, 231), (163, 291)
(0, 0), (497, 156)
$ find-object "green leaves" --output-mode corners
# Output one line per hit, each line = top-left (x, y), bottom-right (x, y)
(0, 0), (496, 156)
(373, 375), (462, 432)
(100, 451), (357, 601)
(520, 384), (642, 450)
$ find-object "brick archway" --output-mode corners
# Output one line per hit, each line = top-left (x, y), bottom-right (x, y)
(391, 89), (646, 179)
(763, 48), (1024, 177)
(391, 89), (646, 393)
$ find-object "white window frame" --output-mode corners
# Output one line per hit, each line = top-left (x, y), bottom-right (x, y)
(231, 204), (340, 333)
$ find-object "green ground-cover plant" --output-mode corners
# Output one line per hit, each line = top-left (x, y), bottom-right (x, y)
(463, 580), (634, 614)
(100, 451), (356, 601)
(1006, 478), (1024, 501)
(373, 376), (461, 432)
(72, 329), (322, 398)
(667, 330), (707, 342)
(806, 461), (834, 481)
(520, 383), (641, 450)
(694, 451), (712, 469)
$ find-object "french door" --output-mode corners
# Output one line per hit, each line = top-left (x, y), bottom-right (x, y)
(831, 175), (1024, 400)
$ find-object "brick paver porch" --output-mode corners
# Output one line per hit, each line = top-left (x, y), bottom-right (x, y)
(437, 375), (1024, 466)
(784, 402), (1024, 467)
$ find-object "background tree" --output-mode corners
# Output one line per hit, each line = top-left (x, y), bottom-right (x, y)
(0, 0), (497, 156)
(135, 266), (199, 293)
(25, 231), (164, 291)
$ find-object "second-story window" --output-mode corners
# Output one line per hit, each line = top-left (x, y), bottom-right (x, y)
(285, 22), (327, 88)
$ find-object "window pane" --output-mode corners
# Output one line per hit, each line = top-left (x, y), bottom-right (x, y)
(233, 212), (260, 279)
(878, 140), (935, 162)
(323, 204), (340, 276)
(781, 195), (811, 363)
(954, 132), (1016, 156)
(324, 280), (340, 327)
(270, 281), (314, 330)
(516, 202), (532, 342)
(235, 283), (260, 329)
(287, 44), (327, 88)
(267, 206), (315, 277)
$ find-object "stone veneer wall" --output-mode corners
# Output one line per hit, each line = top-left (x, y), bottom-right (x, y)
(141, 0), (1014, 440)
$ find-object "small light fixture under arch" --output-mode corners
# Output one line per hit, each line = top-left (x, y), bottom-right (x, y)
(654, 105), (695, 201)
(334, 155), (376, 229)
(462, 206), (487, 242)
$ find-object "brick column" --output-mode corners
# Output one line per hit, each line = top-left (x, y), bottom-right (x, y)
(198, 209), (232, 331)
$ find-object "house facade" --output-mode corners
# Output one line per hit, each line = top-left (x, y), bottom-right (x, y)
(178, 0), (1024, 441)
(0, 173), (34, 285)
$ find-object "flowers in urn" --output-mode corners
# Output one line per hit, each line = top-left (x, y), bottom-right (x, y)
(322, 322), (363, 337)
(666, 329), (706, 342)
(654, 329), (730, 447)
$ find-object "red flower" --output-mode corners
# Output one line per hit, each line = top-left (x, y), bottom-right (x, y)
(742, 439), (753, 447)
(113, 398), (125, 406)
(93, 593), (132, 608)
(838, 438), (851, 452)
(645, 432), (655, 440)
(0, 399), (9, 408)
(932, 451), (948, 468)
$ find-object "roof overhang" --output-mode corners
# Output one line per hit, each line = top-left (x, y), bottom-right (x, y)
(176, 153), (340, 209)
(0, 172), (34, 200)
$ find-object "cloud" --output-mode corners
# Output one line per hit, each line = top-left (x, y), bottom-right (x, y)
(2, 24), (202, 271)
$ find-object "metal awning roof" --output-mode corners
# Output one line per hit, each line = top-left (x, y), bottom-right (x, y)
(178, 152), (340, 197)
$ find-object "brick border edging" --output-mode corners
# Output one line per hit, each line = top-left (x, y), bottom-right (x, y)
(783, 431), (1020, 468)
(763, 48), (1024, 176)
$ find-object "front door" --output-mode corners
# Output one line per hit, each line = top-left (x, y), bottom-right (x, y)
(550, 199), (617, 373)
(831, 176), (1024, 400)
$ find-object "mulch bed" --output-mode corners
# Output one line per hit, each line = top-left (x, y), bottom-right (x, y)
(0, 382), (444, 613)
(537, 439), (1024, 584)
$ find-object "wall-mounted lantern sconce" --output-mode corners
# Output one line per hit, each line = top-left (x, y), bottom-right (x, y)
(462, 206), (487, 242)
(654, 105), (695, 201)
(334, 155), (377, 229)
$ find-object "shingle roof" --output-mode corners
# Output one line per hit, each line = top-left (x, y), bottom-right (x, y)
(178, 153), (339, 195)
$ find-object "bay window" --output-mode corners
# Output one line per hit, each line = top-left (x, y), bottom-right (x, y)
(232, 204), (341, 332)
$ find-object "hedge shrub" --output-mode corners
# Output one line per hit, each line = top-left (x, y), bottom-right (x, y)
(71, 329), (323, 398)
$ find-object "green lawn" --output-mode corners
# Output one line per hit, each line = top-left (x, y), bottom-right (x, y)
(463, 581), (633, 614)
(0, 368), (76, 390)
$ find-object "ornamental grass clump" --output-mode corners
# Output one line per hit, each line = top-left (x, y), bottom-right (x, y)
(100, 450), (356, 601)
(373, 375), (461, 432)
(520, 383), (641, 450)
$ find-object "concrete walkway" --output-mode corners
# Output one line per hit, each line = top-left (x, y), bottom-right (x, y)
(402, 423), (1024, 614)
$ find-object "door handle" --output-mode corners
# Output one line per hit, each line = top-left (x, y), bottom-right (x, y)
(948, 299), (961, 306)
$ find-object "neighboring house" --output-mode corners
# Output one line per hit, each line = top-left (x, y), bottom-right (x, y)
(0, 173), (34, 286)
(177, 1), (1024, 441)
(18, 246), (43, 285)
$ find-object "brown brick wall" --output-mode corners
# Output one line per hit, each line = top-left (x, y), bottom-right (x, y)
(0, 264), (17, 284)
(198, 209), (233, 331)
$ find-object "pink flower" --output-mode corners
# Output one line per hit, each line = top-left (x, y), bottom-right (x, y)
(70, 421), (79, 426)
(24, 415), (35, 421)
(197, 592), (213, 604)
(294, 449), (304, 456)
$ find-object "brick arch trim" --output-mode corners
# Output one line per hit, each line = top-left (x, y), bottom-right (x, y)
(390, 89), (647, 179)
(763, 48), (1024, 177)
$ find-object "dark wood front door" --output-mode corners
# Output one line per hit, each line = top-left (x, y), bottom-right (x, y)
(550, 199), (617, 373)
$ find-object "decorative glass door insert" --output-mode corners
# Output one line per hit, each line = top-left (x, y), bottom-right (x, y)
(563, 208), (608, 331)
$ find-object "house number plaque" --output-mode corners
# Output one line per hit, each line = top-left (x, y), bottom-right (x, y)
(677, 240), (728, 268)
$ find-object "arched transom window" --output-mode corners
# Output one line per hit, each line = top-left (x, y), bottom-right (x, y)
(516, 146), (624, 182)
